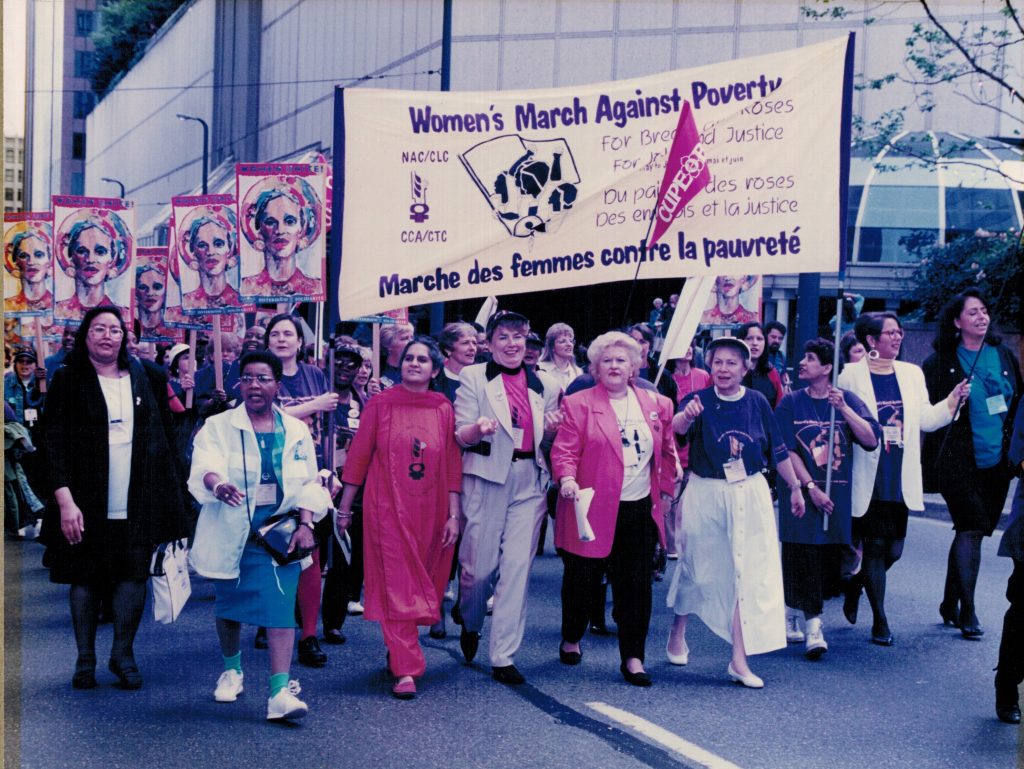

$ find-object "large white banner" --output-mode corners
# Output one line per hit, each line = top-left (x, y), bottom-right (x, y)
(335, 36), (853, 320)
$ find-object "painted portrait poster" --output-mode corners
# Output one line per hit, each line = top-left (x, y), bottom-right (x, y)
(135, 247), (182, 343)
(4, 212), (54, 318)
(164, 214), (205, 331)
(237, 163), (326, 303)
(700, 274), (763, 327)
(52, 196), (135, 326)
(172, 194), (248, 315)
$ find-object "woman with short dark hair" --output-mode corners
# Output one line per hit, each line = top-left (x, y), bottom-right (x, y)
(40, 305), (188, 690)
(923, 290), (1022, 639)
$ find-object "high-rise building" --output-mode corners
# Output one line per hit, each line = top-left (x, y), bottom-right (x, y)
(3, 136), (26, 213)
(24, 0), (97, 210)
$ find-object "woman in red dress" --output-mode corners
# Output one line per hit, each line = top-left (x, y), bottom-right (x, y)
(335, 336), (461, 700)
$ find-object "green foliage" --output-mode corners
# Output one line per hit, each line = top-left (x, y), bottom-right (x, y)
(907, 230), (1022, 327)
(91, 0), (187, 96)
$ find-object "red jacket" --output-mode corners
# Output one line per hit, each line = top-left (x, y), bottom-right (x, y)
(551, 384), (677, 558)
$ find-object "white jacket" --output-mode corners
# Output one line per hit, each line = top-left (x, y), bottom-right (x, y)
(188, 405), (331, 579)
(838, 359), (953, 516)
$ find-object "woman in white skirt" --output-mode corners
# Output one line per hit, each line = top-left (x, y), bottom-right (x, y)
(666, 337), (806, 688)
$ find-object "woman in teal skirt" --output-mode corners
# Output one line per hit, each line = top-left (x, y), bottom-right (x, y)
(189, 350), (331, 722)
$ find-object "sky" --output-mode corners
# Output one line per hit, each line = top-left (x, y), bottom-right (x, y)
(4, 0), (27, 137)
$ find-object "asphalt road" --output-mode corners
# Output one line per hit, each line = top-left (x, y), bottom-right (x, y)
(4, 514), (1021, 769)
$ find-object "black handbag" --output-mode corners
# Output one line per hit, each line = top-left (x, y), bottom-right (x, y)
(241, 429), (316, 566)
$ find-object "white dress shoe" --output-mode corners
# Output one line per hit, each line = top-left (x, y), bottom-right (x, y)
(727, 663), (764, 689)
(666, 637), (689, 666)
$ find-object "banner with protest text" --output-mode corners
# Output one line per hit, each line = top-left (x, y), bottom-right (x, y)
(333, 35), (854, 320)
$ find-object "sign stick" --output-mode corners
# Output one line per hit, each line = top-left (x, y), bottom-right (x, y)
(212, 322), (223, 392)
(34, 317), (47, 394)
(185, 329), (197, 409)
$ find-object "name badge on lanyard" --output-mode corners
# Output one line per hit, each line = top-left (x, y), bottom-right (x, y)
(883, 425), (902, 447)
(109, 419), (131, 445)
(255, 483), (278, 506)
(723, 457), (747, 484)
(24, 408), (38, 424)
(986, 394), (1008, 416)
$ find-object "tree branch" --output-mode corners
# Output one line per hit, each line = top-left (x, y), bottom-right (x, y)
(1005, 0), (1024, 39)
(918, 0), (1024, 105)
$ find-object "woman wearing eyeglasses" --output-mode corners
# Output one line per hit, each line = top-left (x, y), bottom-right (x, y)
(40, 306), (188, 691)
(335, 337), (461, 699)
(837, 312), (969, 645)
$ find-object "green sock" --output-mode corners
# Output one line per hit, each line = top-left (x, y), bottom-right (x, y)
(223, 652), (241, 673)
(269, 672), (289, 697)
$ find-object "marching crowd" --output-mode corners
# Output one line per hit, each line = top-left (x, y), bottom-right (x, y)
(4, 288), (1022, 726)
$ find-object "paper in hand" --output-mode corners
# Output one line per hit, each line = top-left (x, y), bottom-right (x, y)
(574, 487), (596, 542)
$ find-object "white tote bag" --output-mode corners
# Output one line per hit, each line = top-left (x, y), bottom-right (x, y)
(150, 539), (191, 624)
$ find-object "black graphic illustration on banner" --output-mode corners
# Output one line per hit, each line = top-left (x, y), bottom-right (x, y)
(460, 135), (580, 238)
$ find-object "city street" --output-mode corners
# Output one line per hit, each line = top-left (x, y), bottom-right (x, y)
(4, 514), (1020, 769)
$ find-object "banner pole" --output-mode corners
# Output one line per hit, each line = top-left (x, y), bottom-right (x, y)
(212, 321), (224, 392)
(34, 317), (47, 394)
(185, 329), (197, 409)
(371, 322), (381, 382)
(621, 214), (656, 328)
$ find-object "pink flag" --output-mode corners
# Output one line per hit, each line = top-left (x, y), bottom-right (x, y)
(647, 101), (711, 249)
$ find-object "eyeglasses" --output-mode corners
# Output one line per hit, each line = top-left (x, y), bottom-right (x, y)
(88, 325), (123, 338)
(334, 359), (360, 370)
(879, 329), (904, 338)
(240, 374), (275, 384)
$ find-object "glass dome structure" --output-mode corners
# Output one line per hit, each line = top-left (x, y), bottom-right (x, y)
(847, 131), (1023, 263)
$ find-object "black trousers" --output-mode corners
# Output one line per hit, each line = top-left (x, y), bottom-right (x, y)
(560, 496), (656, 662)
(782, 542), (843, 616)
(996, 559), (1023, 705)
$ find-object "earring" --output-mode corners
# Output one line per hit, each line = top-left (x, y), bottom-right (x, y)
(867, 348), (880, 360)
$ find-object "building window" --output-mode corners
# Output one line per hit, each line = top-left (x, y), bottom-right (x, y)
(4, 169), (12, 183)
(4, 190), (13, 202)
(74, 51), (94, 78)
(17, 170), (22, 183)
(4, 149), (13, 163)
(76, 11), (95, 35)
(71, 173), (85, 195)
(72, 133), (86, 160)
(73, 91), (94, 118)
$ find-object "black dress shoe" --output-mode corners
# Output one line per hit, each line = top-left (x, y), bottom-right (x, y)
(620, 662), (652, 687)
(322, 629), (347, 645)
(492, 664), (525, 685)
(842, 584), (861, 625)
(960, 623), (984, 640)
(997, 705), (1021, 724)
(254, 627), (268, 649)
(559, 644), (582, 665)
(870, 623), (894, 646)
(71, 670), (97, 689)
(589, 623), (614, 636)
(297, 636), (328, 667)
(428, 624), (447, 640)
(451, 603), (463, 627)
(108, 658), (143, 690)
(939, 602), (960, 627)
(460, 630), (480, 663)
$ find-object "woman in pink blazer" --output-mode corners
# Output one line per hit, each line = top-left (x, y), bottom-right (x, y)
(552, 331), (677, 686)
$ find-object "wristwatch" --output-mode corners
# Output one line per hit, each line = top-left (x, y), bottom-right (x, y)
(299, 520), (315, 531)
(803, 481), (817, 490)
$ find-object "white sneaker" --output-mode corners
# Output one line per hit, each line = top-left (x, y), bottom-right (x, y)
(347, 600), (364, 615)
(486, 596), (494, 615)
(785, 611), (805, 643)
(444, 580), (456, 602)
(214, 669), (244, 702)
(266, 680), (308, 721)
(805, 618), (828, 660)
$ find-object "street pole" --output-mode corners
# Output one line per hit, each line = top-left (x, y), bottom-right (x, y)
(101, 177), (125, 198)
(428, 0), (453, 336)
(176, 114), (210, 194)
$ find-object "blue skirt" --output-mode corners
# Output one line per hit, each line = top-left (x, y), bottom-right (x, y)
(213, 505), (300, 628)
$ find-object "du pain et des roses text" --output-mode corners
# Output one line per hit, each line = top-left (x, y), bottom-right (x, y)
(377, 227), (802, 298)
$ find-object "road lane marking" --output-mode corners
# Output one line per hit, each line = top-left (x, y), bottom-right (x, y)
(586, 702), (744, 769)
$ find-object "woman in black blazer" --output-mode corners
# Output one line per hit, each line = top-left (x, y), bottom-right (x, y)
(40, 306), (187, 690)
(923, 290), (1022, 640)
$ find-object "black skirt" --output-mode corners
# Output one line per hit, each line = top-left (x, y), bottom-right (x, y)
(852, 499), (909, 540)
(941, 463), (1012, 536)
(46, 518), (151, 585)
